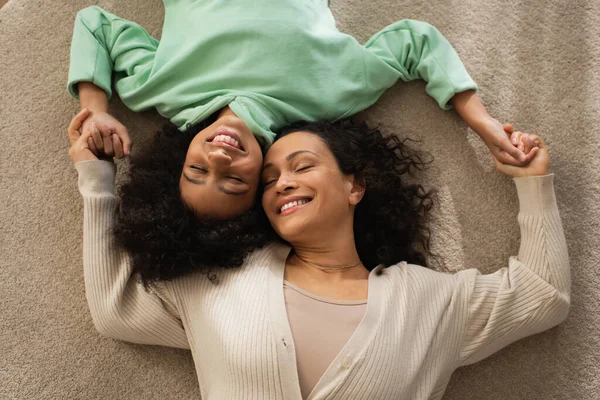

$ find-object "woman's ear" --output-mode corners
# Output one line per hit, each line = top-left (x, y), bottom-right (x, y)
(348, 174), (366, 206)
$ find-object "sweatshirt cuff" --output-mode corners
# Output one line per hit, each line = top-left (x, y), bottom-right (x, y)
(67, 8), (114, 100)
(436, 81), (479, 111)
(513, 174), (557, 214)
(75, 160), (116, 197)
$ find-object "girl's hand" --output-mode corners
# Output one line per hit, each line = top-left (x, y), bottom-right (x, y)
(477, 118), (529, 166)
(492, 131), (549, 178)
(80, 110), (131, 157)
(68, 109), (117, 163)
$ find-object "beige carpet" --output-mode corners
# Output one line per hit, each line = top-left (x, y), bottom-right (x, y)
(1, 0), (598, 399)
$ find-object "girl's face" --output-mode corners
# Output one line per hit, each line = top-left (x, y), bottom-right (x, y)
(261, 131), (363, 244)
(180, 107), (263, 219)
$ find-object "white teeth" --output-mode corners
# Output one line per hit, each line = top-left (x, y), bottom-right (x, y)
(213, 134), (240, 149)
(280, 199), (310, 213)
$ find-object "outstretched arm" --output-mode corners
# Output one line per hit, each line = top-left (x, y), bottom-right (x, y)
(68, 110), (190, 349)
(68, 6), (161, 156)
(457, 133), (570, 366)
(67, 6), (159, 102)
(363, 20), (527, 165)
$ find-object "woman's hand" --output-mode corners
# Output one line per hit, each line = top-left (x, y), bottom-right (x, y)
(68, 109), (116, 163)
(492, 131), (549, 178)
(80, 110), (131, 157)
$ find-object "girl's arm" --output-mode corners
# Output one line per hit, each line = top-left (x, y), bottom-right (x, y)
(79, 82), (109, 113)
(67, 6), (159, 103)
(68, 6), (160, 156)
(68, 111), (190, 349)
(456, 134), (570, 366)
(362, 20), (527, 165)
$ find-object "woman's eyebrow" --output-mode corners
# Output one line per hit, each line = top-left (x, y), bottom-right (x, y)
(263, 150), (317, 170)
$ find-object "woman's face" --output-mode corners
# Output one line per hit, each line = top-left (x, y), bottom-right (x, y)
(180, 107), (263, 219)
(261, 131), (363, 244)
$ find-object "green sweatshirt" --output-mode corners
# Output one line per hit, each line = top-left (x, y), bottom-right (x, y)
(68, 2), (478, 147)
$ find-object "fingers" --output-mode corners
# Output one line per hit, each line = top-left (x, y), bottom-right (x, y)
(101, 125), (115, 157)
(523, 146), (540, 163)
(89, 123), (117, 157)
(86, 124), (126, 158)
(69, 122), (94, 155)
(88, 137), (99, 155)
(91, 122), (104, 152)
(503, 123), (515, 134)
(496, 132), (527, 164)
(523, 133), (544, 149)
(112, 134), (125, 158)
(510, 131), (523, 150)
(116, 126), (132, 156)
(67, 108), (90, 145)
(493, 148), (525, 165)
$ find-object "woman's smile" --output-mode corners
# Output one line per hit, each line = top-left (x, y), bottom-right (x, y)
(278, 197), (313, 215)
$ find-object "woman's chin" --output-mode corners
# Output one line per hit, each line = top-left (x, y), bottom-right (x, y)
(274, 221), (312, 244)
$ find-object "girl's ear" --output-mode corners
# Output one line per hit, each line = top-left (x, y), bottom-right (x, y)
(348, 174), (366, 206)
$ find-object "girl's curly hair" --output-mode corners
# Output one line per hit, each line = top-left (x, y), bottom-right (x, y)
(112, 119), (275, 288)
(277, 118), (440, 271)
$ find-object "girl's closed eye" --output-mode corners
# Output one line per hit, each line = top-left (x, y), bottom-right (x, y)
(191, 165), (208, 173)
(227, 176), (244, 183)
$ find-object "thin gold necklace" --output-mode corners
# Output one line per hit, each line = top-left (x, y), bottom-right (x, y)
(294, 253), (362, 271)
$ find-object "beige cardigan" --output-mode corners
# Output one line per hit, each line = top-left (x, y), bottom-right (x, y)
(75, 160), (570, 400)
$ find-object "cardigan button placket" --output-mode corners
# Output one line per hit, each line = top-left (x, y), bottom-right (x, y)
(340, 355), (353, 369)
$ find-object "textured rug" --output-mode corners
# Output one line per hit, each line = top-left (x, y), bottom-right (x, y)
(1, 0), (598, 399)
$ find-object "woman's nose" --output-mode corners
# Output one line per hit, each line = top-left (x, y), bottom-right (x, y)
(275, 175), (298, 193)
(207, 149), (233, 171)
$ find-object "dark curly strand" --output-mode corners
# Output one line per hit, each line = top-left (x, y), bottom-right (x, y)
(278, 118), (441, 271)
(112, 120), (275, 288)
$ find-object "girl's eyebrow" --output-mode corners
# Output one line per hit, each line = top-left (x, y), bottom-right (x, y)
(182, 173), (248, 195)
(263, 150), (317, 171)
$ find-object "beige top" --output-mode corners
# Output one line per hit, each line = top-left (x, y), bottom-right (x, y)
(284, 280), (368, 399)
(75, 160), (571, 400)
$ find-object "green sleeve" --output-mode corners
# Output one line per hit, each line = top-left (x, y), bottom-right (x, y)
(363, 20), (478, 110)
(67, 6), (159, 101)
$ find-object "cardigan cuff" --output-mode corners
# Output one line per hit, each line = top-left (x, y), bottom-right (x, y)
(513, 174), (557, 214)
(75, 160), (116, 197)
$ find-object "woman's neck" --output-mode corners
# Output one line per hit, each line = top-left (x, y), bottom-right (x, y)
(286, 237), (369, 283)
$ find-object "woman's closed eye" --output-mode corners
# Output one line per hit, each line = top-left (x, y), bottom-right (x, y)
(295, 164), (312, 172)
(263, 176), (278, 187)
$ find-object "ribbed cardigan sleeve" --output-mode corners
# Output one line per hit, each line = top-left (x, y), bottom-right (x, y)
(67, 6), (159, 102)
(363, 19), (478, 110)
(75, 160), (190, 349)
(457, 174), (570, 366)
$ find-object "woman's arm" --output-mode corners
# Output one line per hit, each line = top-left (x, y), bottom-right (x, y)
(456, 134), (570, 366)
(68, 111), (190, 349)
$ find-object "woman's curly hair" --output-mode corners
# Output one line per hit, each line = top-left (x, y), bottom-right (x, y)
(112, 119), (275, 288)
(278, 118), (441, 271)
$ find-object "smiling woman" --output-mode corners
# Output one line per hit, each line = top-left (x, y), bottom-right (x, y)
(263, 119), (436, 269)
(68, 107), (568, 399)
